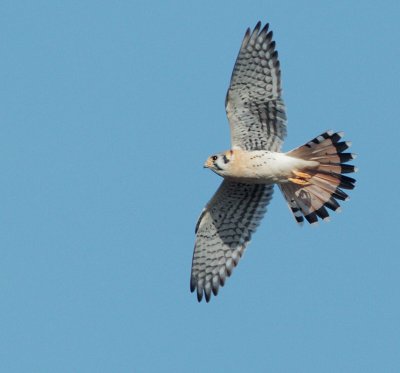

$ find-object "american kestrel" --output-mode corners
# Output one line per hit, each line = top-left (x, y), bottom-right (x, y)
(190, 22), (357, 302)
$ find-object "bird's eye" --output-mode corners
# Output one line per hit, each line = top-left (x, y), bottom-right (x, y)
(211, 155), (218, 161)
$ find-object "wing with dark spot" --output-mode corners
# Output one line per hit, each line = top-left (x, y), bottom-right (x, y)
(190, 181), (274, 302)
(226, 22), (287, 151)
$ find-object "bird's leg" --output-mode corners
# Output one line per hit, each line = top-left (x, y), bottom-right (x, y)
(288, 170), (312, 185)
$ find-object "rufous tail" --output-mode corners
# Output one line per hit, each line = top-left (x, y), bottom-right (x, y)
(279, 131), (357, 224)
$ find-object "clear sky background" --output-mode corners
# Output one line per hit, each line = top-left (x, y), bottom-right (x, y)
(1, 1), (399, 372)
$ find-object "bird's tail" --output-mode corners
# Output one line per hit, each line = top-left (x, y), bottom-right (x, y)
(279, 130), (357, 224)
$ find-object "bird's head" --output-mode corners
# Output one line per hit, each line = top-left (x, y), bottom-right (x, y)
(204, 150), (234, 176)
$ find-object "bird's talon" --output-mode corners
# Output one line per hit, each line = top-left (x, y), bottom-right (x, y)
(293, 171), (311, 179)
(289, 171), (312, 185)
(288, 177), (311, 186)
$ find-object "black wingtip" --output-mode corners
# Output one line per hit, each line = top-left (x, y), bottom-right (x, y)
(269, 40), (276, 51)
(260, 22), (269, 35)
(241, 27), (251, 48)
(254, 21), (262, 31)
(266, 30), (273, 42)
(190, 277), (195, 293)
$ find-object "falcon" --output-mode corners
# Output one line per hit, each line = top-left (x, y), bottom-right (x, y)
(190, 21), (357, 302)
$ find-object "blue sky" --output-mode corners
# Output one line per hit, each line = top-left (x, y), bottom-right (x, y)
(1, 1), (399, 372)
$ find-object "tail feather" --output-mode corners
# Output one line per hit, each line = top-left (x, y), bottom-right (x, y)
(317, 163), (356, 174)
(306, 184), (340, 212)
(280, 130), (357, 224)
(309, 176), (349, 201)
(310, 152), (355, 164)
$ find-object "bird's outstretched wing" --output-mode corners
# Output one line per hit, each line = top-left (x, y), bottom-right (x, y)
(190, 181), (274, 302)
(226, 22), (287, 151)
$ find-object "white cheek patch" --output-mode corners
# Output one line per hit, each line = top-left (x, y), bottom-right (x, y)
(214, 161), (223, 171)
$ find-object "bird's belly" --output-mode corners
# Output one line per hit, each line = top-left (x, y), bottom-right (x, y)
(228, 165), (290, 184)
(226, 151), (316, 184)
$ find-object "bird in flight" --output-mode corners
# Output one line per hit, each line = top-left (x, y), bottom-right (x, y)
(190, 21), (357, 302)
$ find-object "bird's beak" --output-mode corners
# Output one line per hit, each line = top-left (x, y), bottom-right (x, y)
(204, 159), (212, 168)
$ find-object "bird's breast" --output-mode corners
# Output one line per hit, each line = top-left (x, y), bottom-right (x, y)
(226, 151), (316, 184)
